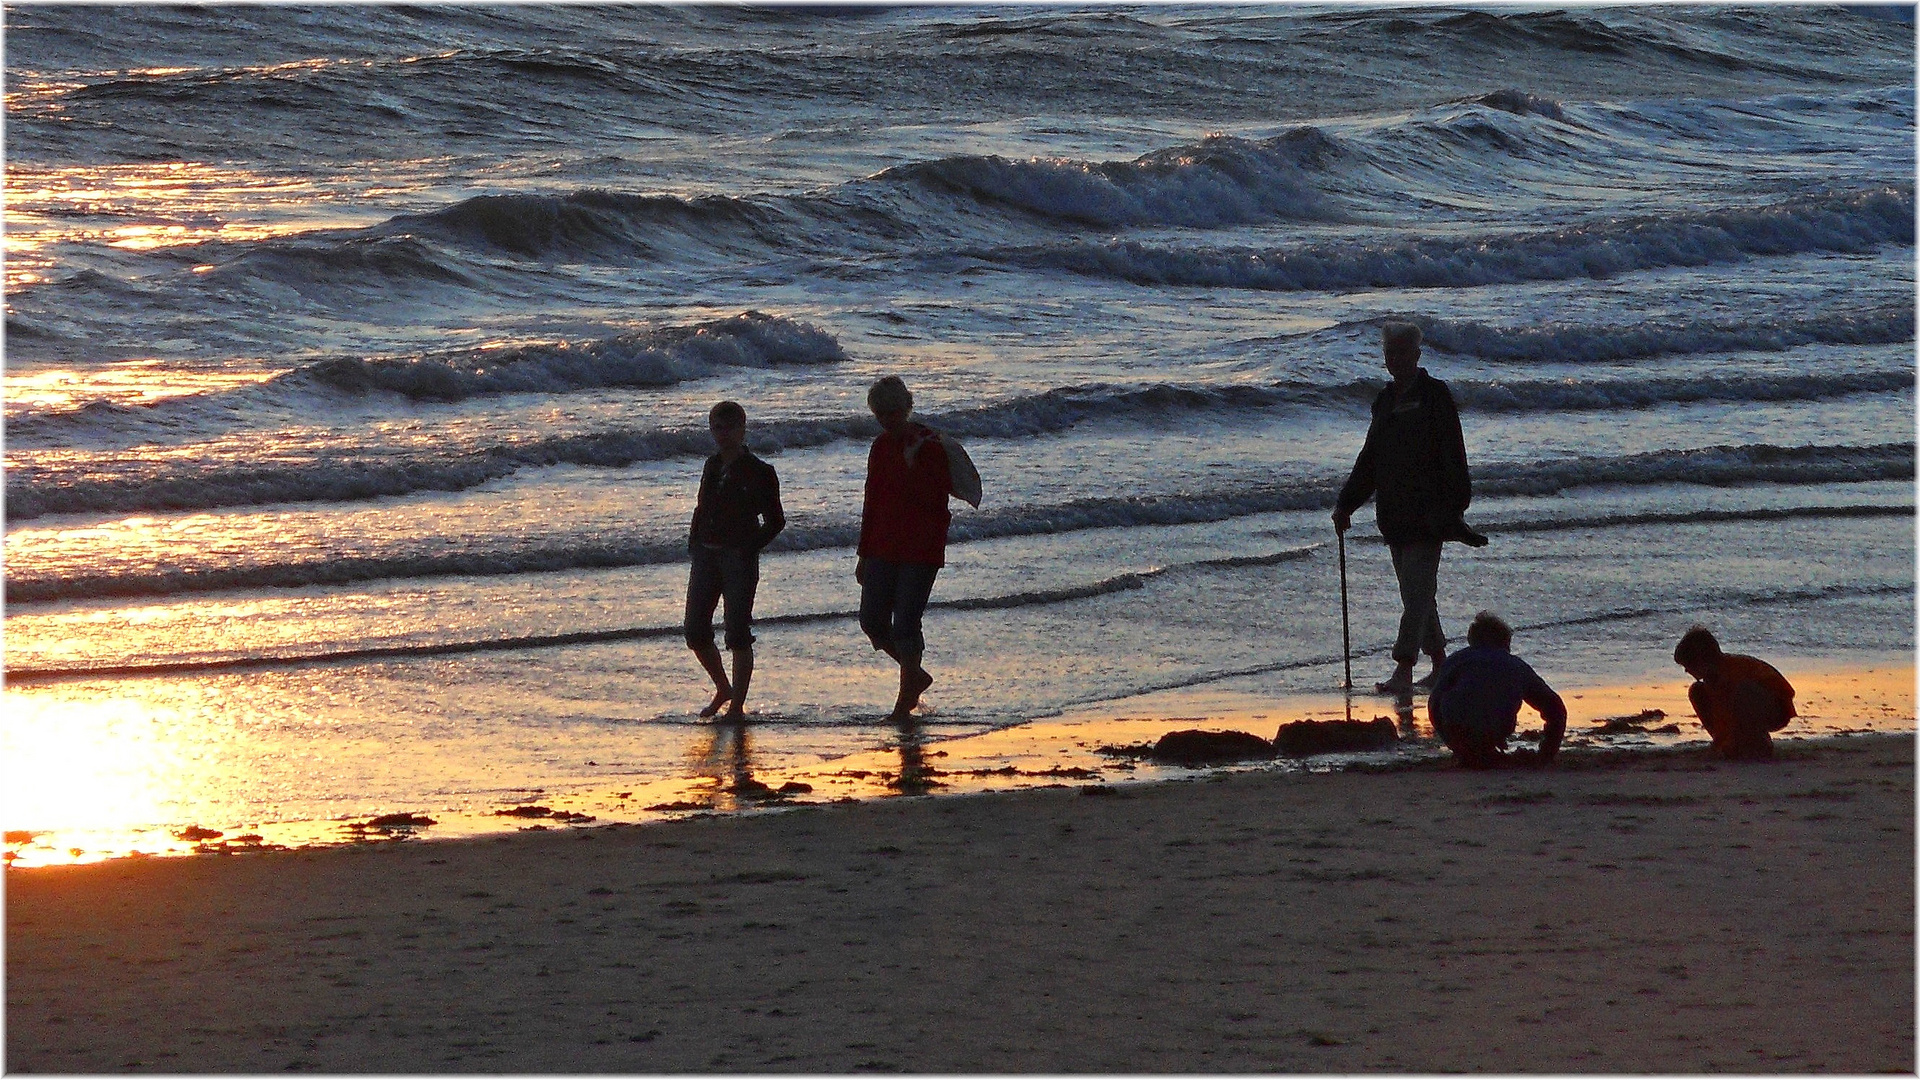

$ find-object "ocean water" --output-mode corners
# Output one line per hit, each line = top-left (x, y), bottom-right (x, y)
(4, 4), (1914, 862)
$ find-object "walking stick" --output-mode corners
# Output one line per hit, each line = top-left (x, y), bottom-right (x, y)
(1338, 527), (1353, 721)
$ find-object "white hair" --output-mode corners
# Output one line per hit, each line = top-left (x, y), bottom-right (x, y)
(1381, 321), (1422, 352)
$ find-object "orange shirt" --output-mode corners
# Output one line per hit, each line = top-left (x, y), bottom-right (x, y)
(1714, 653), (1797, 719)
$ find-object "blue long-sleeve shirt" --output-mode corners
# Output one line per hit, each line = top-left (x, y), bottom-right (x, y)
(1429, 644), (1567, 746)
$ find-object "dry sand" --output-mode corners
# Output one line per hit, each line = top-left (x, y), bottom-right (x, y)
(7, 716), (1912, 1072)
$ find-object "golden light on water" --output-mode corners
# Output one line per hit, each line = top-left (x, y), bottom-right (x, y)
(3, 365), (275, 410)
(108, 224), (196, 250)
(9, 161), (317, 210)
(3, 159), (418, 287)
(2, 688), (205, 866)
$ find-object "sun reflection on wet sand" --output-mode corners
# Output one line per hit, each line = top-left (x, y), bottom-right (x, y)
(3, 690), (201, 864)
(4, 663), (1908, 869)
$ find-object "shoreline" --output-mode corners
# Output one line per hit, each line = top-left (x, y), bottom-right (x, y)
(4, 659), (1911, 868)
(8, 728), (1912, 1071)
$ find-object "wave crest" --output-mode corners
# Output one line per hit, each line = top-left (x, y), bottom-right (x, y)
(8, 442), (1907, 603)
(296, 311), (842, 402)
(1418, 305), (1915, 363)
(877, 129), (1337, 229)
(396, 188), (787, 260)
(1016, 185), (1915, 291)
(1470, 89), (1568, 122)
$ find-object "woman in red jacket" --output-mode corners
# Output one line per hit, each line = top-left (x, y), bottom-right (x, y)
(857, 376), (953, 722)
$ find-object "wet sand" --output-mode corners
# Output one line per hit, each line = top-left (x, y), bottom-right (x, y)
(9, 661), (1907, 867)
(7, 694), (1912, 1071)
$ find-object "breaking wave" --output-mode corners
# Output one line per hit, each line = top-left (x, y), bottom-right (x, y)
(294, 311), (844, 402)
(1010, 185), (1915, 291)
(11, 371), (1910, 519)
(8, 442), (1909, 603)
(1416, 305), (1914, 363)
(872, 129), (1341, 229)
(6, 311), (845, 447)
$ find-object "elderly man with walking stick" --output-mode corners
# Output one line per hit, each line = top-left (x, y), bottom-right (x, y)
(1332, 321), (1486, 695)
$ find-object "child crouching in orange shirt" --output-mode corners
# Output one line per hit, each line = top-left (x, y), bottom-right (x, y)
(1674, 626), (1796, 760)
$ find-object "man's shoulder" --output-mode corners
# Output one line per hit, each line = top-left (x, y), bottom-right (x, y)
(1417, 369), (1455, 400)
(1366, 383), (1398, 418)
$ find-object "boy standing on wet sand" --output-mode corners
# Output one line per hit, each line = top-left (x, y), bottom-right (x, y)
(686, 400), (785, 721)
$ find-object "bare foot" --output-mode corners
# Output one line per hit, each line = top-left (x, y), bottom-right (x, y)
(699, 688), (732, 718)
(722, 704), (747, 723)
(888, 668), (934, 721)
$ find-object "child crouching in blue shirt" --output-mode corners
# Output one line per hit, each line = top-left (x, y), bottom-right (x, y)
(1428, 611), (1566, 769)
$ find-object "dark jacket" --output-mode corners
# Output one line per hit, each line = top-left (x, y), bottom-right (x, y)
(689, 450), (785, 552)
(1335, 369), (1470, 545)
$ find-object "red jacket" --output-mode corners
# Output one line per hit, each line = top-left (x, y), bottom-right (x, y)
(859, 423), (952, 566)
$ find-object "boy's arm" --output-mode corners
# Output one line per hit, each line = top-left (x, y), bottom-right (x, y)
(688, 460), (712, 551)
(753, 466), (786, 552)
(856, 441), (882, 561)
(913, 435), (953, 508)
(1521, 664), (1567, 763)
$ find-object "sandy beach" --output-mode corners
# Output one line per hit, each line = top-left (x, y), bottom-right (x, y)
(7, 6), (1913, 1072)
(7, 681), (1912, 1072)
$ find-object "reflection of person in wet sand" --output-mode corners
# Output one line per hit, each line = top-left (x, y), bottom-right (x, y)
(1675, 625), (1796, 761)
(685, 401), (785, 720)
(700, 718), (772, 801)
(1332, 322), (1484, 695)
(856, 376), (953, 722)
(891, 718), (935, 795)
(1428, 612), (1566, 769)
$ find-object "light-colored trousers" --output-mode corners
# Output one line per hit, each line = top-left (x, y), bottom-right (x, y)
(1388, 540), (1446, 664)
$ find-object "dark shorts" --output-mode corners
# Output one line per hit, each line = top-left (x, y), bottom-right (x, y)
(1435, 716), (1513, 767)
(859, 558), (939, 662)
(685, 545), (759, 652)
